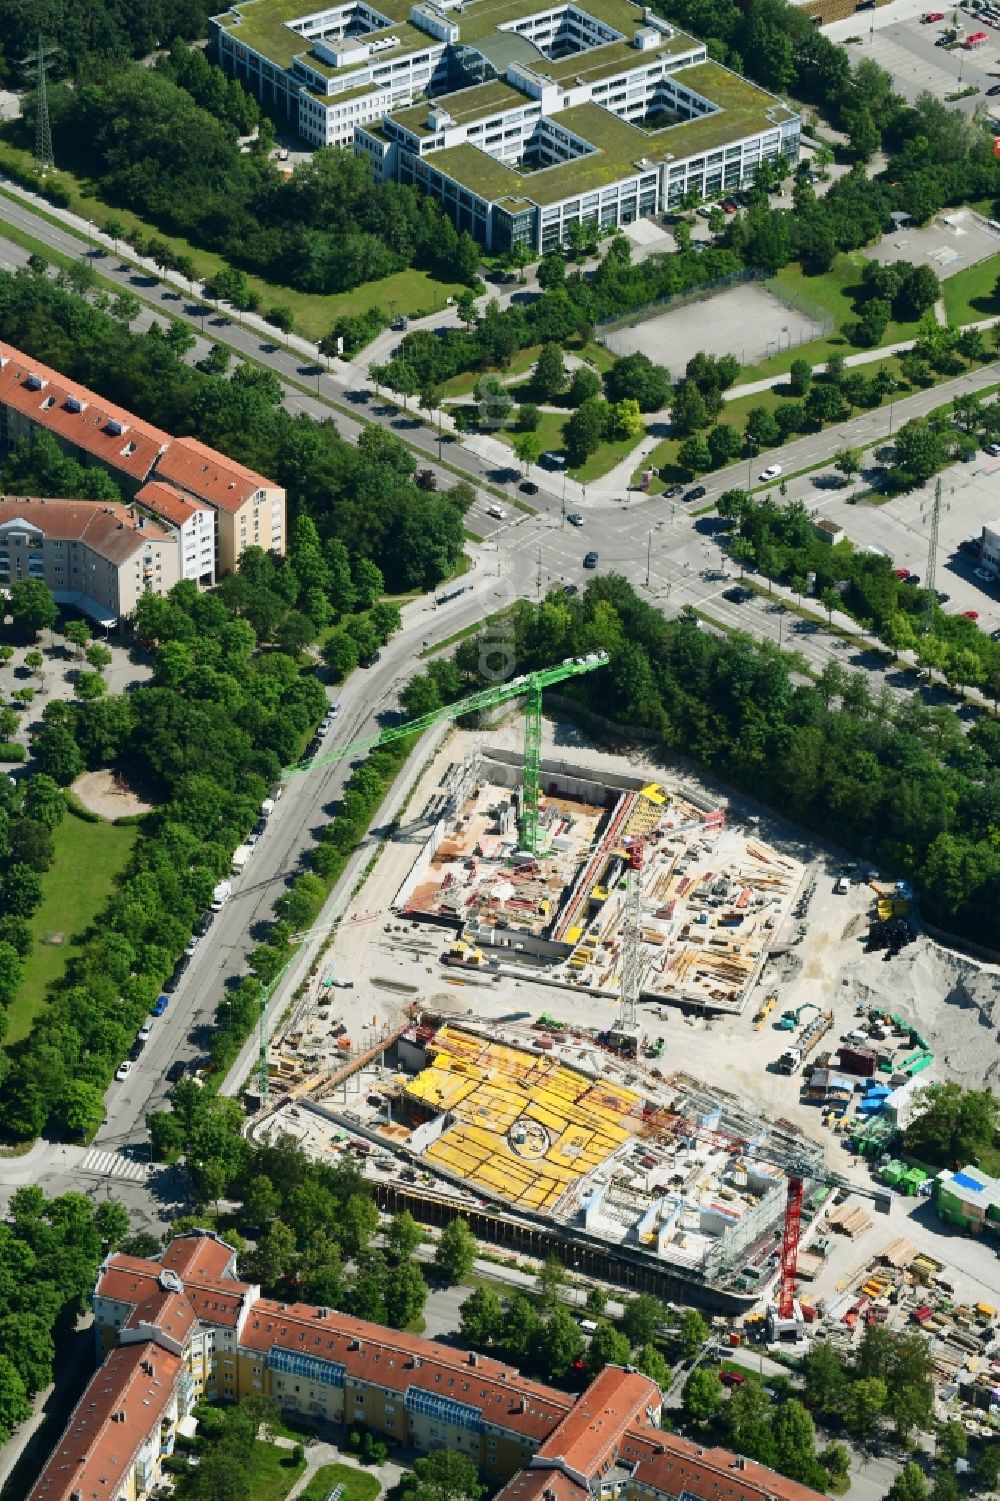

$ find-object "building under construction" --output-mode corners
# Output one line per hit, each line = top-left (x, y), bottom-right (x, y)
(257, 1014), (826, 1311)
(393, 750), (803, 1016)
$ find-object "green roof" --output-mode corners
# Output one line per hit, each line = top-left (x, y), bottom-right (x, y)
(391, 80), (529, 137)
(534, 32), (695, 85)
(417, 62), (794, 206)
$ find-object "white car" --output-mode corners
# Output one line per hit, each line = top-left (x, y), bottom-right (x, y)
(486, 504), (507, 521)
(138, 1022), (153, 1041)
(325, 702), (340, 721)
(759, 464), (782, 481)
(116, 1061), (132, 1081)
(984, 442), (1000, 457)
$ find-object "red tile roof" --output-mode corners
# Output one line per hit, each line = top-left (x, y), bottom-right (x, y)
(242, 1299), (571, 1439)
(533, 1367), (660, 1481)
(0, 495), (169, 565)
(27, 1343), (183, 1501)
(136, 480), (209, 527)
(0, 343), (168, 482)
(155, 435), (270, 514)
(122, 1286), (198, 1348)
(496, 1468), (590, 1501)
(631, 1435), (827, 1501)
(160, 1233), (237, 1282)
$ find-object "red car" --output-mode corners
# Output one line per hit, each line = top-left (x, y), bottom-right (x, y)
(961, 610), (979, 620)
(719, 1370), (745, 1387)
(893, 568), (910, 580)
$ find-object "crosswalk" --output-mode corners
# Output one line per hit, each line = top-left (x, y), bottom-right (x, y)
(79, 1148), (149, 1184)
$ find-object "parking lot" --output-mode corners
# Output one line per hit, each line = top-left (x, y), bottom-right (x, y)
(774, 453), (1000, 634)
(841, 11), (1000, 115)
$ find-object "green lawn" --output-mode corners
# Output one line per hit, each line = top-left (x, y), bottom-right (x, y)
(300, 1464), (381, 1501)
(0, 140), (463, 340)
(941, 251), (1000, 325)
(239, 1442), (306, 1501)
(738, 256), (924, 384)
(489, 407), (643, 481)
(4, 811), (138, 1046)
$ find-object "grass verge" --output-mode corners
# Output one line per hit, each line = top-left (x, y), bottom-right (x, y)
(5, 811), (138, 1046)
(300, 1464), (381, 1501)
(940, 251), (1000, 326)
(420, 606), (513, 656)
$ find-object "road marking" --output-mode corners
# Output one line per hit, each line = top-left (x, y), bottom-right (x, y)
(79, 1148), (149, 1184)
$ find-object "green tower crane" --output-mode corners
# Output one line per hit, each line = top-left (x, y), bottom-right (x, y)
(286, 652), (609, 853)
(255, 655), (609, 1104)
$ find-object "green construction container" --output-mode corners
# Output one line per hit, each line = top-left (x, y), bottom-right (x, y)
(903, 1168), (927, 1196)
(881, 1160), (905, 1187)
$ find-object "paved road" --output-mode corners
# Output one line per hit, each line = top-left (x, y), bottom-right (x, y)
(0, 187), (978, 1230)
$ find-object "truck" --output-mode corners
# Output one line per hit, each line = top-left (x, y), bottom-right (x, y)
(921, 10), (945, 20)
(776, 1046), (802, 1075)
(211, 879), (232, 911)
(232, 843), (253, 874)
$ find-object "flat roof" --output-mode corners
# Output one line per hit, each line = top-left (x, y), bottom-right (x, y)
(392, 79), (529, 136)
(419, 62), (790, 205)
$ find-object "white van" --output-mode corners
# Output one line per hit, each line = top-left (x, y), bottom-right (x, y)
(261, 798), (276, 819)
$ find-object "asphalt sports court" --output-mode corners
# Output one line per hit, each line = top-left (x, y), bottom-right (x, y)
(599, 283), (821, 373)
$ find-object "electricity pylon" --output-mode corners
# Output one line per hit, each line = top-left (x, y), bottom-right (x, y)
(19, 31), (57, 171)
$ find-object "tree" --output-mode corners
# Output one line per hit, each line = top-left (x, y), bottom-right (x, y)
(622, 1294), (664, 1346)
(682, 1367), (723, 1423)
(95, 1201), (131, 1249)
(243, 1175), (280, 1225)
(514, 432), (541, 473)
(806, 383), (848, 425)
(406, 1450), (485, 1501)
(567, 366), (601, 407)
(322, 631), (359, 682)
(635, 1342), (670, 1387)
(9, 580), (57, 638)
(772, 1399), (821, 1486)
(885, 1463), (929, 1501)
(59, 1079), (106, 1139)
(744, 406), (780, 447)
(585, 1319), (632, 1376)
(936, 1421), (967, 1469)
(434, 1217), (476, 1284)
(834, 448), (861, 485)
(678, 434), (712, 475)
(385, 1259), (428, 1329)
(0, 1355), (30, 1443)
(819, 1442), (850, 1484)
(75, 671), (107, 702)
(708, 424), (741, 467)
(533, 343), (567, 401)
(973, 1442), (1000, 1492)
(788, 359), (812, 397)
(802, 1339), (847, 1412)
(563, 399), (606, 465)
(726, 1380), (777, 1467)
(671, 381), (708, 436)
(610, 398), (644, 441)
(386, 1210), (422, 1261)
(459, 1286), (504, 1350)
(893, 418), (949, 484)
(605, 353), (670, 412)
(677, 1307), (709, 1359)
(533, 1306), (584, 1378)
(904, 1083), (998, 1166)
(536, 1254), (566, 1311)
(517, 402), (541, 432)
(842, 1375), (887, 1444)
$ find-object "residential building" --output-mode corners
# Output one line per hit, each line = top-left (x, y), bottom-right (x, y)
(935, 1165), (1000, 1235)
(981, 518), (1000, 575)
(0, 495), (181, 626)
(30, 1230), (828, 1501)
(135, 481), (217, 586)
(0, 343), (286, 581)
(211, 0), (799, 252)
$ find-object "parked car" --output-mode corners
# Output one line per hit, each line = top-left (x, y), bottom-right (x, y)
(583, 550), (599, 568)
(115, 1061), (132, 1082)
(893, 568), (910, 580)
(563, 583), (579, 595)
(184, 934), (200, 955)
(719, 1370), (745, 1387)
(325, 703), (340, 721)
(961, 609), (980, 620)
(359, 650), (381, 667)
(567, 512), (584, 526)
(684, 485), (707, 502)
(152, 994), (170, 1017)
(905, 573), (920, 586)
(664, 484), (684, 497)
(985, 441), (1000, 455)
(960, 538), (981, 556)
(935, 591), (950, 604)
(138, 1021), (154, 1042)
(988, 83), (1000, 95)
(835, 875), (850, 895)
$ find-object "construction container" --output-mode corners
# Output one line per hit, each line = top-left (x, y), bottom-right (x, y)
(881, 1160), (906, 1187)
(728, 1331), (742, 1347)
(838, 1045), (878, 1077)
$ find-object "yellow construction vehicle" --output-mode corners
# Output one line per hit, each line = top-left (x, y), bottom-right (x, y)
(441, 939), (499, 972)
(753, 994), (777, 1030)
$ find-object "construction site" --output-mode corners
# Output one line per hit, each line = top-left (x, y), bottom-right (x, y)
(245, 683), (1000, 1328)
(393, 747), (803, 1017)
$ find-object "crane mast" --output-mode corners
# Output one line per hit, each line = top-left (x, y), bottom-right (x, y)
(287, 652), (610, 854)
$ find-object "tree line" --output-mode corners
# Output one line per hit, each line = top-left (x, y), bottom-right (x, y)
(35, 62), (480, 297)
(400, 577), (1000, 944)
(0, 267), (467, 593)
(0, 1186), (133, 1444)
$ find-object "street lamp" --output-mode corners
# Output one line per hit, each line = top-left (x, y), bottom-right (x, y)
(645, 530), (652, 588)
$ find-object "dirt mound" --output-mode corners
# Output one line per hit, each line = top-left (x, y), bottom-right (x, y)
(840, 936), (1000, 1088)
(72, 769), (155, 820)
